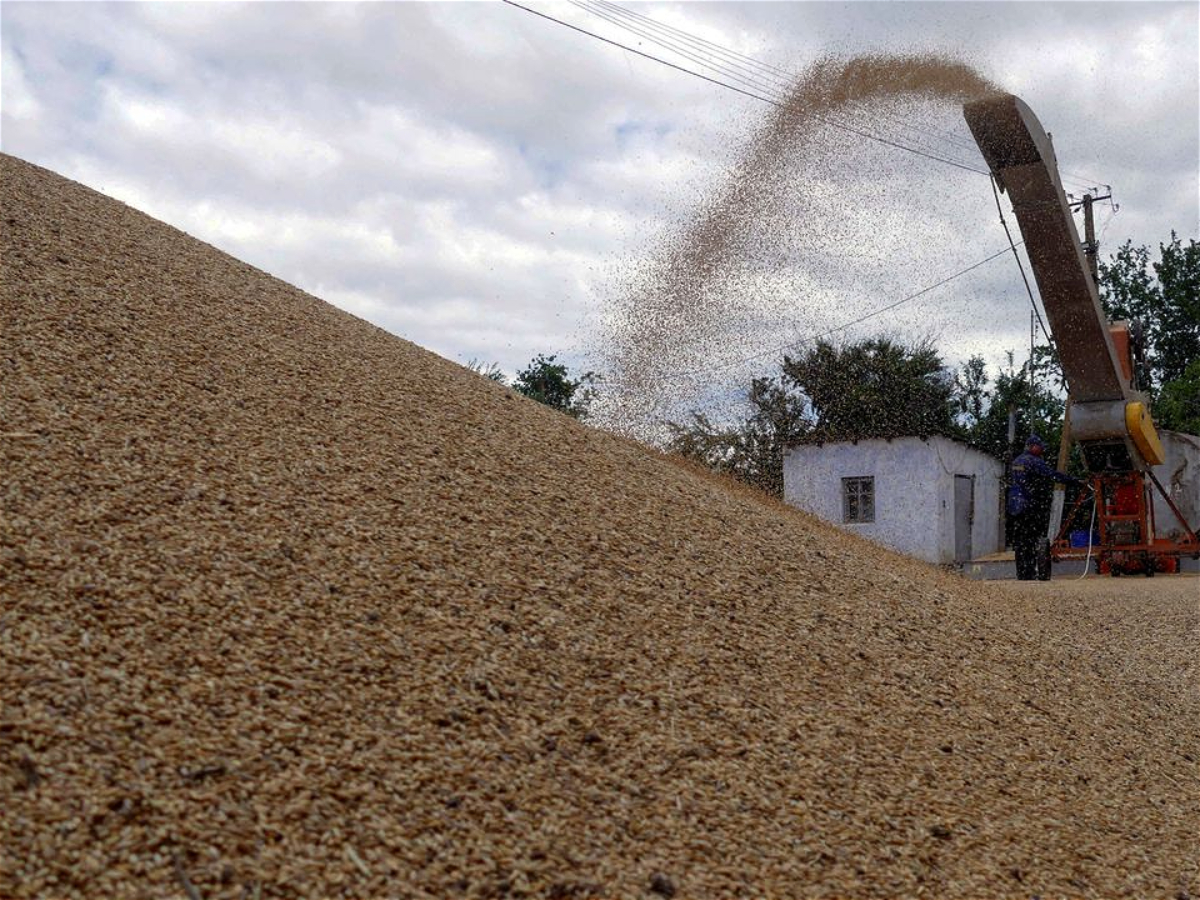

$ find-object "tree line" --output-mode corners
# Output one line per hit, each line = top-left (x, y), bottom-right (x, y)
(666, 234), (1199, 496)
(467, 353), (598, 420)
(469, 235), (1197, 498)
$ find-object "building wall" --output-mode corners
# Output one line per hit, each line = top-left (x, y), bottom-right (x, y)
(1153, 430), (1200, 539)
(782, 436), (1003, 565)
(924, 436), (1005, 564)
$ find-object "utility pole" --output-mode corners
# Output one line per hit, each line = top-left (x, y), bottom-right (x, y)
(1083, 194), (1098, 283)
(1028, 309), (1037, 437)
(1077, 190), (1113, 287)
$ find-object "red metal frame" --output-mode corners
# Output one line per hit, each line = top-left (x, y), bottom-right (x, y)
(1052, 472), (1200, 575)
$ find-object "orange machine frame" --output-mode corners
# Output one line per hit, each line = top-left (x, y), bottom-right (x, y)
(1052, 471), (1200, 575)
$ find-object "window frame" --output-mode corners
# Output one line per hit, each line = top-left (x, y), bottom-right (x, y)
(842, 475), (876, 524)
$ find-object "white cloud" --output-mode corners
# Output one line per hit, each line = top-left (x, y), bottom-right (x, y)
(0, 40), (41, 122)
(99, 83), (342, 182)
(1, 0), (1195, 418)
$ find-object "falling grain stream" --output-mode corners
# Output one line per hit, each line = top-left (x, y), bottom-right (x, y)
(600, 54), (1002, 437)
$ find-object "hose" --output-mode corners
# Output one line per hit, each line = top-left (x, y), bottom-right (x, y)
(1077, 486), (1098, 580)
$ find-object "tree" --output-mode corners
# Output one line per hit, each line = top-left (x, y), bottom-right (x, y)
(666, 375), (809, 496)
(953, 354), (989, 431)
(1099, 241), (1160, 391)
(782, 337), (956, 442)
(665, 412), (744, 475)
(512, 354), (597, 419)
(964, 358), (1066, 465)
(1154, 358), (1200, 436)
(1152, 235), (1200, 389)
(1099, 234), (1200, 431)
(737, 376), (811, 495)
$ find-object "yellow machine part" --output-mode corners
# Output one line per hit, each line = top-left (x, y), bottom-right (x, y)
(1126, 402), (1165, 466)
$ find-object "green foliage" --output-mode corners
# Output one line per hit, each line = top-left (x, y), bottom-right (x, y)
(964, 360), (1066, 465)
(1155, 358), (1200, 436)
(739, 376), (811, 495)
(1153, 235), (1200, 388)
(1099, 234), (1200, 397)
(666, 376), (809, 496)
(782, 337), (956, 442)
(953, 354), (988, 430)
(1028, 342), (1067, 396)
(665, 412), (744, 474)
(512, 354), (597, 419)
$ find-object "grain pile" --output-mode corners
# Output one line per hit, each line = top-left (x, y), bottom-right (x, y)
(597, 54), (1001, 436)
(2, 153), (1198, 899)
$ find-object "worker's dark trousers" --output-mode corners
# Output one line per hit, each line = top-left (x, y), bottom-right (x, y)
(1012, 512), (1051, 581)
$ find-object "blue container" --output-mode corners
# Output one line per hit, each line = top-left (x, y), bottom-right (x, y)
(1069, 530), (1097, 548)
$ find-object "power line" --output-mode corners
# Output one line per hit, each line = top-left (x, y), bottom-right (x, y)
(664, 243), (1021, 380)
(574, 0), (993, 172)
(502, 0), (990, 176)
(567, 0), (781, 98)
(570, 0), (1109, 193)
(990, 177), (1057, 356)
(582, 0), (1000, 161)
(503, 0), (784, 104)
(591, 0), (795, 87)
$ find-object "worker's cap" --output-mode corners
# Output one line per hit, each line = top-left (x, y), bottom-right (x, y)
(1025, 434), (1045, 449)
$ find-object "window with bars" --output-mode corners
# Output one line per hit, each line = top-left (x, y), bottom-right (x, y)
(842, 476), (875, 524)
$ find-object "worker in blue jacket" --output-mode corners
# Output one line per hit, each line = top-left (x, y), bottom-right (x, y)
(1008, 434), (1081, 580)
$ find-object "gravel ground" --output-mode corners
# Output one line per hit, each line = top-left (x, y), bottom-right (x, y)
(2, 154), (1198, 899)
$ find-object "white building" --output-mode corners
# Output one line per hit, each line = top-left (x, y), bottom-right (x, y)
(1153, 430), (1200, 540)
(782, 436), (1004, 565)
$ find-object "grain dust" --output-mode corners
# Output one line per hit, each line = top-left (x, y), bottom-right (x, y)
(596, 54), (1001, 437)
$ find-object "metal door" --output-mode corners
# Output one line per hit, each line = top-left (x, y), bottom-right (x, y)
(954, 475), (974, 563)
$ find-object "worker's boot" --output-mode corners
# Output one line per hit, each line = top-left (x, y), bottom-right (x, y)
(1035, 537), (1052, 581)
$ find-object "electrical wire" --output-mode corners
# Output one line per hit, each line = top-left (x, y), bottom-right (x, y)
(502, 0), (990, 176)
(664, 242), (1021, 380)
(566, 0), (784, 98)
(561, 0), (990, 175)
(504, 0), (786, 103)
(571, 0), (1110, 193)
(591, 0), (796, 87)
(584, 2), (981, 151)
(990, 177), (1056, 354)
(1097, 203), (1119, 245)
(573, 0), (995, 172)
(1077, 488), (1097, 579)
(586, 0), (1010, 161)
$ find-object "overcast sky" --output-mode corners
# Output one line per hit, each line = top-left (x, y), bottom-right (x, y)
(3, 1), (1197, 424)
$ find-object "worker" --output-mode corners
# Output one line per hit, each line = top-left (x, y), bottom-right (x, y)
(1007, 434), (1081, 581)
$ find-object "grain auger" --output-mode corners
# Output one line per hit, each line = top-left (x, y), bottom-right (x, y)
(964, 94), (1199, 575)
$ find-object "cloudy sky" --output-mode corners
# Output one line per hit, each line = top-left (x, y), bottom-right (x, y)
(3, 1), (1196, 424)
